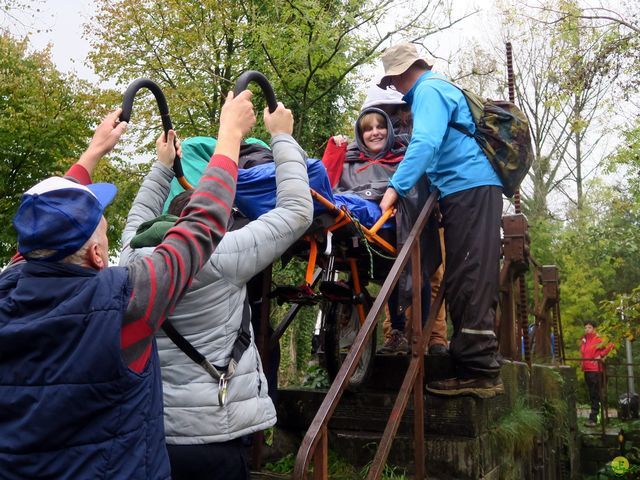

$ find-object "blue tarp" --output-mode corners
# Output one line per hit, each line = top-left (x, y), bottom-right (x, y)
(236, 159), (391, 229)
(236, 159), (333, 218)
(333, 194), (392, 229)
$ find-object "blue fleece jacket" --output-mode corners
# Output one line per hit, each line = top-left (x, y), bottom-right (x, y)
(389, 71), (502, 198)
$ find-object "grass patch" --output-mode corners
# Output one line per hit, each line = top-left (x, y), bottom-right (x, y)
(489, 398), (545, 458)
(360, 463), (410, 479)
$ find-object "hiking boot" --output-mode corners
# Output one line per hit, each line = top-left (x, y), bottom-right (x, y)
(584, 419), (597, 427)
(427, 343), (449, 356)
(377, 329), (409, 355)
(426, 376), (505, 399)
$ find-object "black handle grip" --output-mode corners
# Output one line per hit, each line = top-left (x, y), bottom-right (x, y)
(120, 78), (185, 180)
(232, 71), (278, 113)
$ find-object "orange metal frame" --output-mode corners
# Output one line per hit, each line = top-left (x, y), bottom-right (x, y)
(309, 188), (397, 256)
(301, 189), (398, 322)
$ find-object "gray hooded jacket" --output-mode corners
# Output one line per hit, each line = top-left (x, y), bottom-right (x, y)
(336, 107), (409, 200)
(119, 134), (313, 444)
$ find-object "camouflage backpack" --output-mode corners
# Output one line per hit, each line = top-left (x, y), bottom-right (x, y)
(426, 77), (533, 198)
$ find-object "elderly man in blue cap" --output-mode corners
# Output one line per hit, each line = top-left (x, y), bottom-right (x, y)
(0, 90), (255, 479)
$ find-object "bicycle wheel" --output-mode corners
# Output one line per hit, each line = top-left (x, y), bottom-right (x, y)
(322, 291), (376, 391)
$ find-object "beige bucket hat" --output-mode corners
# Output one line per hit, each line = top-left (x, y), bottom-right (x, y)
(377, 42), (434, 89)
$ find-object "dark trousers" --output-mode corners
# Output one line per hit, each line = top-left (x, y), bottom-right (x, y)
(388, 282), (431, 331)
(440, 185), (502, 379)
(167, 439), (250, 480)
(585, 371), (602, 421)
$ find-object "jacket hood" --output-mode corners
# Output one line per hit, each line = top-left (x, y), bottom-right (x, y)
(361, 85), (406, 110)
(163, 136), (270, 212)
(354, 107), (396, 160)
(130, 214), (178, 249)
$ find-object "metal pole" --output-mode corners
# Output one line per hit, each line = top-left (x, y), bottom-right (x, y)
(622, 304), (636, 396)
(625, 339), (636, 396)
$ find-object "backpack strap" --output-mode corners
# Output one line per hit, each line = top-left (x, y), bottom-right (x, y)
(448, 122), (475, 139)
(227, 297), (253, 378)
(161, 297), (252, 381)
(422, 76), (477, 139)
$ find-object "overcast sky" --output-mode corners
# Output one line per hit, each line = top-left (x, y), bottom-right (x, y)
(5, 0), (98, 80)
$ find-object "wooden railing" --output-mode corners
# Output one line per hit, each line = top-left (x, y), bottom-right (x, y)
(292, 190), (442, 480)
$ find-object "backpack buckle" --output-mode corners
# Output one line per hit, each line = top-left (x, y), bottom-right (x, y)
(218, 373), (228, 407)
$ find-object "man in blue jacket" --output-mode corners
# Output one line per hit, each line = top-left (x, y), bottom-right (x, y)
(378, 42), (504, 398)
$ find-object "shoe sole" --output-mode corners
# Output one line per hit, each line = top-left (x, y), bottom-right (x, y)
(377, 350), (409, 355)
(426, 383), (505, 399)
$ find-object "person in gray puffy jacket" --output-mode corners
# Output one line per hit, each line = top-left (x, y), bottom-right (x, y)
(119, 102), (313, 480)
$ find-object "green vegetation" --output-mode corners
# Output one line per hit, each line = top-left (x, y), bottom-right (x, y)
(270, 258), (319, 387)
(0, 30), (151, 260)
(302, 364), (330, 390)
(0, 33), (99, 259)
(85, 0), (461, 157)
(489, 398), (546, 458)
(264, 450), (410, 480)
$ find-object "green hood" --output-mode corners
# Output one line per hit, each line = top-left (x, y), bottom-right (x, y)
(163, 136), (269, 213)
(130, 214), (178, 248)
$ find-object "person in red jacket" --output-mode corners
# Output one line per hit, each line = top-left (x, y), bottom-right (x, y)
(580, 320), (614, 426)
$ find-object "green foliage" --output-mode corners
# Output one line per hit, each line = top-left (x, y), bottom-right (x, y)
(85, 0), (457, 157)
(264, 449), (409, 480)
(264, 453), (295, 474)
(600, 286), (640, 346)
(380, 465), (410, 480)
(324, 452), (358, 479)
(85, 0), (364, 155)
(0, 33), (102, 262)
(607, 122), (640, 199)
(264, 450), (360, 478)
(525, 149), (640, 356)
(489, 398), (545, 458)
(553, 117), (640, 350)
(87, 0), (248, 151)
(360, 463), (409, 480)
(501, 0), (633, 216)
(242, 0), (366, 154)
(302, 363), (330, 389)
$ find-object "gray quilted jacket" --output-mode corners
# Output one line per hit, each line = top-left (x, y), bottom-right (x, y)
(119, 134), (312, 444)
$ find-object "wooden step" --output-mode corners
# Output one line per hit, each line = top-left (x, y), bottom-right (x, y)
(276, 361), (527, 438)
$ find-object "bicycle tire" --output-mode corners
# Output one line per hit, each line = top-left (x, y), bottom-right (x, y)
(322, 292), (375, 391)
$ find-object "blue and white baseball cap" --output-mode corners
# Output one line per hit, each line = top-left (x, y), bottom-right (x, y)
(13, 177), (117, 261)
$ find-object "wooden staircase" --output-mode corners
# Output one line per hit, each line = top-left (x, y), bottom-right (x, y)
(254, 359), (580, 479)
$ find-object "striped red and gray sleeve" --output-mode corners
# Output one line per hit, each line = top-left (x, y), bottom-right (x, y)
(65, 164), (92, 185)
(122, 154), (238, 372)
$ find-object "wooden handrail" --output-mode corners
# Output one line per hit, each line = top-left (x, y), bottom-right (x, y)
(293, 190), (439, 479)
(367, 282), (444, 479)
